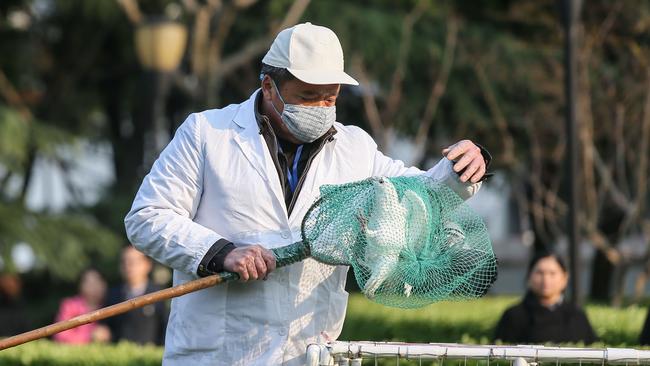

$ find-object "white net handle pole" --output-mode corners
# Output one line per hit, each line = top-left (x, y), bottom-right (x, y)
(307, 341), (650, 365)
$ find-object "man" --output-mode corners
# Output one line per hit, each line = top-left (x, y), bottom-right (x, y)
(125, 22), (489, 365)
(104, 246), (168, 345)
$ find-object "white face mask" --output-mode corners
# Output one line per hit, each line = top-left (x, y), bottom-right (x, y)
(270, 80), (336, 143)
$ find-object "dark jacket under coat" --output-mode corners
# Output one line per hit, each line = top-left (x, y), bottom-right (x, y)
(494, 292), (597, 344)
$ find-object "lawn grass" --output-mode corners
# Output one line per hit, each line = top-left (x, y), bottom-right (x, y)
(342, 294), (647, 346)
(0, 340), (162, 366)
(1, 295), (647, 365)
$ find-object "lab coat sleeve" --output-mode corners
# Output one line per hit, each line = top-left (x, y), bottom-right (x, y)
(365, 130), (481, 200)
(124, 113), (223, 275)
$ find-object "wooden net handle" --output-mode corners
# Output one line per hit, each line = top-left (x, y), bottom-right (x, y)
(0, 272), (238, 351)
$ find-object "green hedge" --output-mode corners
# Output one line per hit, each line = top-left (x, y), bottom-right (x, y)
(0, 341), (162, 366)
(341, 295), (647, 346)
(1, 295), (647, 365)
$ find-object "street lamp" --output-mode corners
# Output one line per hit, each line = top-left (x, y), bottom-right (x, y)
(135, 19), (187, 72)
(133, 18), (188, 170)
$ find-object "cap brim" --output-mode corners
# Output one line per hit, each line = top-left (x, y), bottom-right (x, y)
(287, 68), (359, 86)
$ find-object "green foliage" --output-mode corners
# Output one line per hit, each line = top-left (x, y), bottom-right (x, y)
(586, 302), (648, 346)
(0, 106), (78, 171)
(0, 107), (30, 171)
(0, 104), (121, 281)
(341, 294), (647, 346)
(1, 0), (648, 304)
(0, 203), (122, 280)
(342, 294), (516, 344)
(0, 296), (646, 365)
(52, 1), (124, 24)
(0, 341), (162, 366)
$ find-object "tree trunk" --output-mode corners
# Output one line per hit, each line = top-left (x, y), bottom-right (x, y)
(105, 74), (146, 196)
(589, 250), (613, 301)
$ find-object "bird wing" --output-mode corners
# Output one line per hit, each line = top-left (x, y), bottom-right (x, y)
(400, 189), (430, 256)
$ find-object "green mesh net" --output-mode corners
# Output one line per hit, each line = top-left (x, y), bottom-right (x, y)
(270, 175), (497, 309)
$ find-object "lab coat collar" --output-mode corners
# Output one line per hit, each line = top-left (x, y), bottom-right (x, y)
(232, 89), (260, 130)
(231, 89), (289, 219)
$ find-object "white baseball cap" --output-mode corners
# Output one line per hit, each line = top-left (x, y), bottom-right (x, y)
(262, 22), (359, 86)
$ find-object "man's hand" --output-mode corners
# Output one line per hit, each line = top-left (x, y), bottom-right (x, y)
(442, 140), (486, 184)
(223, 245), (276, 281)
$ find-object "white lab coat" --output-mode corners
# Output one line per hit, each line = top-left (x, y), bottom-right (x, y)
(124, 90), (481, 365)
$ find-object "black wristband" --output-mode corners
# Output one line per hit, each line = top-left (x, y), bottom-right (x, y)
(207, 243), (236, 273)
(466, 143), (494, 182)
(197, 239), (236, 277)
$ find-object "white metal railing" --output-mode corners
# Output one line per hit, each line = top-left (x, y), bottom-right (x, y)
(306, 341), (650, 365)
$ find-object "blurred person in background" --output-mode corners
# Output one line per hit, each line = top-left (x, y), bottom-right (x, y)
(640, 310), (650, 345)
(0, 273), (31, 337)
(53, 267), (111, 344)
(103, 245), (167, 345)
(494, 251), (597, 344)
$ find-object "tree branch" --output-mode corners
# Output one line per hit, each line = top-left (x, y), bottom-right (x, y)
(382, 0), (428, 123)
(412, 16), (458, 156)
(527, 119), (558, 244)
(614, 103), (632, 197)
(473, 61), (516, 166)
(351, 54), (386, 148)
(0, 69), (32, 119)
(214, 0), (311, 80)
(233, 0), (257, 8)
(116, 0), (143, 25)
(0, 170), (12, 200)
(191, 2), (221, 77)
(591, 147), (632, 210)
(206, 2), (239, 104)
(578, 33), (600, 230)
(619, 69), (650, 234)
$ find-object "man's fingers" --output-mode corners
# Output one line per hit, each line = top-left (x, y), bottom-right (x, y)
(246, 259), (258, 281)
(224, 245), (276, 281)
(470, 164), (486, 183)
(453, 153), (474, 173)
(261, 249), (277, 272)
(460, 159), (482, 183)
(254, 256), (267, 278)
(444, 140), (472, 161)
(237, 262), (249, 281)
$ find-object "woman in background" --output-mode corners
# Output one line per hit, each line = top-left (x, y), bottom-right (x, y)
(53, 267), (111, 344)
(494, 251), (597, 344)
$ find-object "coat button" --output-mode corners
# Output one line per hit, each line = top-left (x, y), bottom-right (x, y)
(281, 232), (289, 239)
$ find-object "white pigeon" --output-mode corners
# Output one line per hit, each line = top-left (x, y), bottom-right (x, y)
(444, 221), (466, 248)
(360, 177), (408, 299)
(400, 189), (430, 255)
(399, 188), (431, 296)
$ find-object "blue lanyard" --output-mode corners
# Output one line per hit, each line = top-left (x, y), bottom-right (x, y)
(287, 145), (303, 192)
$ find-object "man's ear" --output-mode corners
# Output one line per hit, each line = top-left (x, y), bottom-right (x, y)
(260, 75), (273, 101)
